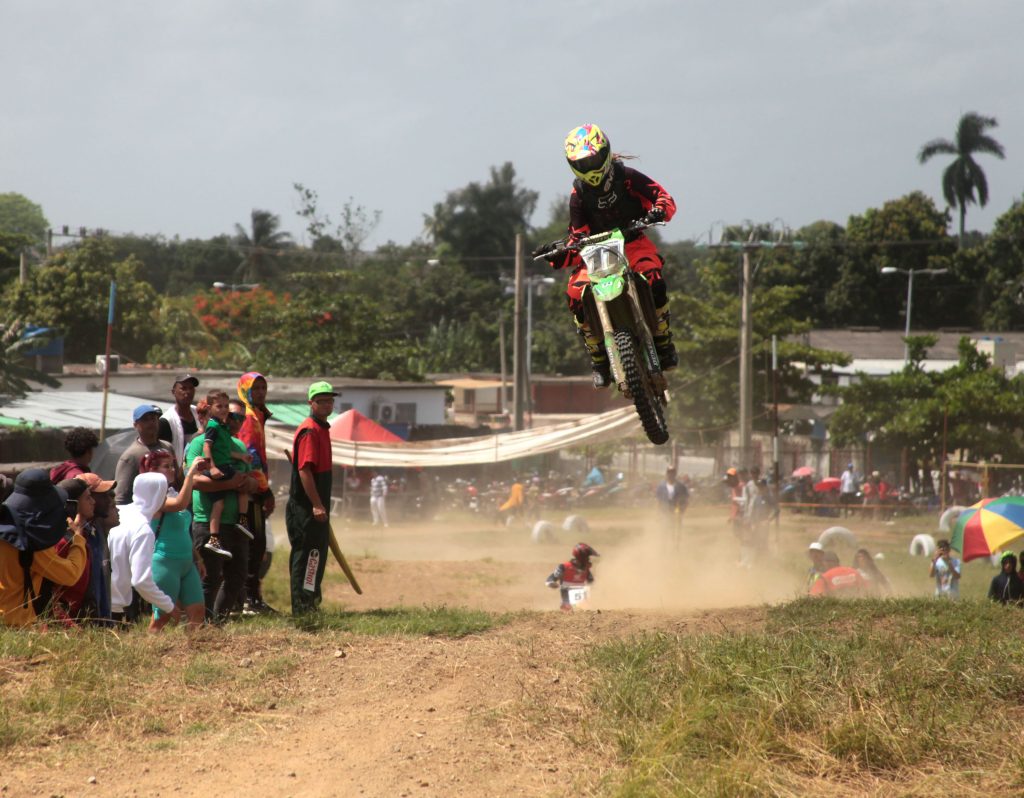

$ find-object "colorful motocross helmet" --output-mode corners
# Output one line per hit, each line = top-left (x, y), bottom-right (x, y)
(564, 123), (612, 188)
(572, 542), (600, 563)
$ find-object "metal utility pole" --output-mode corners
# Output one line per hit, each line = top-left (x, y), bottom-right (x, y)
(771, 335), (781, 544)
(98, 281), (116, 442)
(498, 311), (508, 415)
(19, 251), (27, 283)
(705, 233), (806, 469)
(739, 243), (753, 463)
(512, 233), (525, 431)
(880, 266), (949, 365)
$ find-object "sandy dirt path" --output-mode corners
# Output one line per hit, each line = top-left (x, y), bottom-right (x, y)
(4, 507), (798, 798)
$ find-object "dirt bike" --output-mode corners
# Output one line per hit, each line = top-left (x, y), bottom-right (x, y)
(533, 220), (670, 446)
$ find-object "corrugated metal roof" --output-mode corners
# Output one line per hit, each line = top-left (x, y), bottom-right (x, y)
(0, 391), (158, 431)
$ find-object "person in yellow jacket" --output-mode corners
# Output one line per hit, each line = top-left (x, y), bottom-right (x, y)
(498, 478), (525, 526)
(0, 469), (87, 627)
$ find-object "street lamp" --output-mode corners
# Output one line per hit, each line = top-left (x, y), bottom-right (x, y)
(212, 281), (261, 291)
(525, 275), (556, 383)
(880, 267), (949, 364)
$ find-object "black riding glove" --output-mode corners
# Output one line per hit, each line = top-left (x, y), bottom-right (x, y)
(642, 206), (666, 225)
(544, 250), (571, 270)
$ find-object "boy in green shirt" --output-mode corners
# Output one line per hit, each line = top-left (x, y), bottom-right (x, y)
(202, 391), (253, 556)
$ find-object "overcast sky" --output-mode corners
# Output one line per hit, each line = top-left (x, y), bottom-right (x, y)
(2, 0), (1022, 250)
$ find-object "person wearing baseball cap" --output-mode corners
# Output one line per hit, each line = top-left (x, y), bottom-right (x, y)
(115, 405), (175, 505)
(160, 374), (201, 469)
(806, 541), (827, 592)
(0, 469), (88, 627)
(75, 472), (118, 622)
(285, 381), (338, 614)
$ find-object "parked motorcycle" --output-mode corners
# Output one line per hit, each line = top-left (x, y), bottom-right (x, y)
(533, 219), (670, 445)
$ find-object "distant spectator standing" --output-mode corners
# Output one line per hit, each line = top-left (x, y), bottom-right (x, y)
(50, 427), (100, 482)
(988, 552), (1024, 605)
(114, 405), (175, 506)
(738, 467), (763, 567)
(930, 539), (961, 599)
(235, 373), (276, 614)
(286, 381), (338, 615)
(839, 463), (857, 517)
(854, 548), (892, 596)
(370, 472), (389, 528)
(159, 374), (201, 469)
(656, 467), (689, 548)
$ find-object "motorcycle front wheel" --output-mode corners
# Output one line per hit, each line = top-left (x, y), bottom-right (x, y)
(614, 329), (669, 445)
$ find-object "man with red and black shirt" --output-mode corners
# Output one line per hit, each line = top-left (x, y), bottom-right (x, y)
(286, 381), (337, 615)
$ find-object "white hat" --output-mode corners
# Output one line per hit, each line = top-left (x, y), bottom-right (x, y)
(808, 541), (825, 552)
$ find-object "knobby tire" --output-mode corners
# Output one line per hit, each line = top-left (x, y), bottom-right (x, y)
(614, 329), (669, 445)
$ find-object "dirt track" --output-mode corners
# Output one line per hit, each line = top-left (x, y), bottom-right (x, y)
(3, 508), (785, 798)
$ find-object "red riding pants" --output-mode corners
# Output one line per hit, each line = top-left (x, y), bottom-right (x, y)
(565, 235), (665, 319)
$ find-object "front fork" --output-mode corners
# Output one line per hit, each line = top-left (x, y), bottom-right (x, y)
(594, 279), (665, 392)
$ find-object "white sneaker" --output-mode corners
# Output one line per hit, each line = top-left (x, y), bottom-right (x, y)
(234, 521), (254, 540)
(203, 537), (233, 559)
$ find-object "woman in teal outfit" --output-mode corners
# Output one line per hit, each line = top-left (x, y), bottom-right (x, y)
(140, 450), (208, 631)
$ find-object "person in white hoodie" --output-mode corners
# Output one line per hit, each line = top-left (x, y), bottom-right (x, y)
(108, 473), (178, 628)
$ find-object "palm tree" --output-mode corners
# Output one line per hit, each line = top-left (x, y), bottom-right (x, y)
(232, 209), (293, 283)
(0, 318), (60, 398)
(918, 112), (1006, 246)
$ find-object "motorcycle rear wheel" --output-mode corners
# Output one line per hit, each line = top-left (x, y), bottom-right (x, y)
(614, 329), (669, 445)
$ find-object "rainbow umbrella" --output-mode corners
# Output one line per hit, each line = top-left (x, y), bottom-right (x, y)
(950, 496), (1024, 561)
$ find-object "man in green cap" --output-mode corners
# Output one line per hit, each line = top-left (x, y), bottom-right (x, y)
(286, 381), (338, 614)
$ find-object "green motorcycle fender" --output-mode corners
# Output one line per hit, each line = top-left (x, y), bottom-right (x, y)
(591, 273), (625, 303)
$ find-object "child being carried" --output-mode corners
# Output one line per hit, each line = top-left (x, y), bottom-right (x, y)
(201, 390), (253, 558)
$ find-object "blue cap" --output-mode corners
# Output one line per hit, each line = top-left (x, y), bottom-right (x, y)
(132, 404), (162, 422)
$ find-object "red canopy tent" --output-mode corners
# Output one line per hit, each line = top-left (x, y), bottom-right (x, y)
(328, 409), (405, 443)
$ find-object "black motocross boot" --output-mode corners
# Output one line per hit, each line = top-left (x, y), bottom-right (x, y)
(653, 304), (678, 370)
(576, 319), (611, 388)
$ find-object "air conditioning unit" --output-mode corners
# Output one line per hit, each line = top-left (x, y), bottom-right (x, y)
(376, 402), (396, 424)
(95, 354), (120, 374)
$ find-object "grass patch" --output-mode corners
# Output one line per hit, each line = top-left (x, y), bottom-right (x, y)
(291, 605), (506, 637)
(0, 603), (507, 754)
(584, 598), (1024, 795)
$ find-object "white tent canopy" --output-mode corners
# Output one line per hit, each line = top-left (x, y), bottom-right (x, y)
(264, 406), (642, 467)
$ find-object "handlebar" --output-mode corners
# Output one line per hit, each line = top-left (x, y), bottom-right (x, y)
(530, 219), (662, 261)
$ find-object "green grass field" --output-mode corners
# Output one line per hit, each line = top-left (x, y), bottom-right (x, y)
(582, 597), (1024, 796)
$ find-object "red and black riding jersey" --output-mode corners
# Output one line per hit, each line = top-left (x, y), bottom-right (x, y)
(569, 161), (677, 244)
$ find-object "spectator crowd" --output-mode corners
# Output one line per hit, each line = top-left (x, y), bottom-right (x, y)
(0, 372), (281, 629)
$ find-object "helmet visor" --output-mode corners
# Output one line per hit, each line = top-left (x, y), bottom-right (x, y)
(569, 150), (611, 186)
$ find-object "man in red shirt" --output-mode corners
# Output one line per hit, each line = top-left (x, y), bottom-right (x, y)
(286, 381), (338, 615)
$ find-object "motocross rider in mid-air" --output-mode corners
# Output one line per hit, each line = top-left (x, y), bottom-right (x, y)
(537, 123), (678, 388)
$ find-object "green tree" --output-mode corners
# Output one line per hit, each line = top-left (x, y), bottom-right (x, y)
(232, 209), (294, 283)
(975, 197), (1024, 329)
(666, 246), (849, 445)
(0, 231), (34, 284)
(0, 238), (161, 362)
(0, 192), (48, 244)
(825, 193), (955, 328)
(425, 162), (538, 260)
(293, 184), (382, 269)
(918, 112), (1006, 246)
(829, 337), (1024, 477)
